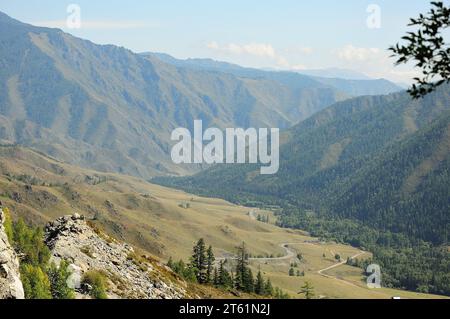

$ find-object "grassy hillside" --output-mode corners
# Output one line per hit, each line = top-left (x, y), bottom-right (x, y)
(0, 145), (445, 299)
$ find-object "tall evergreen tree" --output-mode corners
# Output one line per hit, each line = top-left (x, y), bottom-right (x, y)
(243, 268), (254, 293)
(206, 245), (215, 283)
(234, 242), (249, 291)
(264, 279), (274, 296)
(218, 260), (233, 288)
(255, 270), (265, 295)
(213, 267), (219, 286)
(191, 238), (208, 283)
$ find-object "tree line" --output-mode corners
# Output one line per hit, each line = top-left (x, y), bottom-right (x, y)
(167, 239), (290, 298)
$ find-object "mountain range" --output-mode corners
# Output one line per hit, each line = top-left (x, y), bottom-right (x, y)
(0, 11), (448, 297)
(146, 52), (403, 97)
(0, 11), (402, 180)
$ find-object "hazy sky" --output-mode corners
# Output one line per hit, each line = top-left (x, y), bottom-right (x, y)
(1, 0), (446, 83)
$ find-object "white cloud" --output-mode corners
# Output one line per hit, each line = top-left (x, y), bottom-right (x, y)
(34, 20), (159, 30)
(286, 46), (314, 55)
(291, 64), (307, 71)
(207, 41), (292, 68)
(332, 44), (420, 83)
(207, 42), (276, 58)
(334, 45), (381, 62)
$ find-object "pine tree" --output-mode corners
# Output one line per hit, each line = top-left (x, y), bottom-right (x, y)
(47, 260), (75, 299)
(255, 270), (265, 295)
(191, 238), (208, 283)
(206, 245), (215, 283)
(213, 267), (219, 286)
(243, 268), (254, 293)
(298, 281), (315, 299)
(218, 260), (232, 288)
(264, 279), (274, 296)
(234, 242), (249, 291)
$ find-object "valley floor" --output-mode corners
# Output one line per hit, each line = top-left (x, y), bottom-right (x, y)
(0, 146), (446, 299)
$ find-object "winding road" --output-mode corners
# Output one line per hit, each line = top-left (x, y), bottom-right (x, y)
(318, 251), (366, 278)
(216, 243), (298, 262)
(217, 210), (369, 288)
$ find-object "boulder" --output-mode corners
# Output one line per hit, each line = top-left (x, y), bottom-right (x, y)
(45, 214), (187, 299)
(0, 209), (25, 299)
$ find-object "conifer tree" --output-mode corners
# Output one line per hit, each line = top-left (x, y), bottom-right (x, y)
(47, 260), (75, 299)
(213, 267), (219, 286)
(206, 245), (215, 283)
(234, 242), (249, 291)
(218, 260), (232, 288)
(191, 238), (208, 283)
(299, 281), (315, 299)
(264, 279), (274, 296)
(243, 268), (254, 293)
(255, 270), (265, 295)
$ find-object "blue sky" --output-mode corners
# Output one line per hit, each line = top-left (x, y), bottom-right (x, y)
(0, 0), (445, 83)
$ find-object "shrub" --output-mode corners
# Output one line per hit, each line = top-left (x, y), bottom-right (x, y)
(47, 260), (75, 299)
(13, 218), (51, 267)
(2, 207), (13, 243)
(21, 264), (52, 299)
(82, 270), (108, 299)
(127, 252), (148, 272)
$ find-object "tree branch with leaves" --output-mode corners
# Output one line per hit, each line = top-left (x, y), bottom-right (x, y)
(390, 1), (450, 98)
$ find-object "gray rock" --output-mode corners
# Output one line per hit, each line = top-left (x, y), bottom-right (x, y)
(66, 264), (82, 289)
(45, 214), (187, 299)
(0, 209), (25, 299)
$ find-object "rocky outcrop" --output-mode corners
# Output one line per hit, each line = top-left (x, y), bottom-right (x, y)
(45, 214), (187, 299)
(0, 209), (24, 299)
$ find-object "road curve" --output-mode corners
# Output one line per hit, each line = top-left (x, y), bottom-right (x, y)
(318, 251), (366, 277)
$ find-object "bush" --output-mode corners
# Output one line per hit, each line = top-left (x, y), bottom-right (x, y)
(47, 260), (75, 299)
(2, 207), (13, 243)
(82, 270), (108, 299)
(127, 252), (148, 272)
(13, 218), (51, 267)
(21, 264), (52, 299)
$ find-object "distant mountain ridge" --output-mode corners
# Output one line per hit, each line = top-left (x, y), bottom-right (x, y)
(296, 67), (372, 80)
(145, 52), (403, 96)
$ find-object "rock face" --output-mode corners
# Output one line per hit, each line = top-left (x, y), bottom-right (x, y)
(45, 214), (187, 299)
(0, 209), (24, 299)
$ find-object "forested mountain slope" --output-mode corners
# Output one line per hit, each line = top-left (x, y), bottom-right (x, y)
(154, 86), (450, 245)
